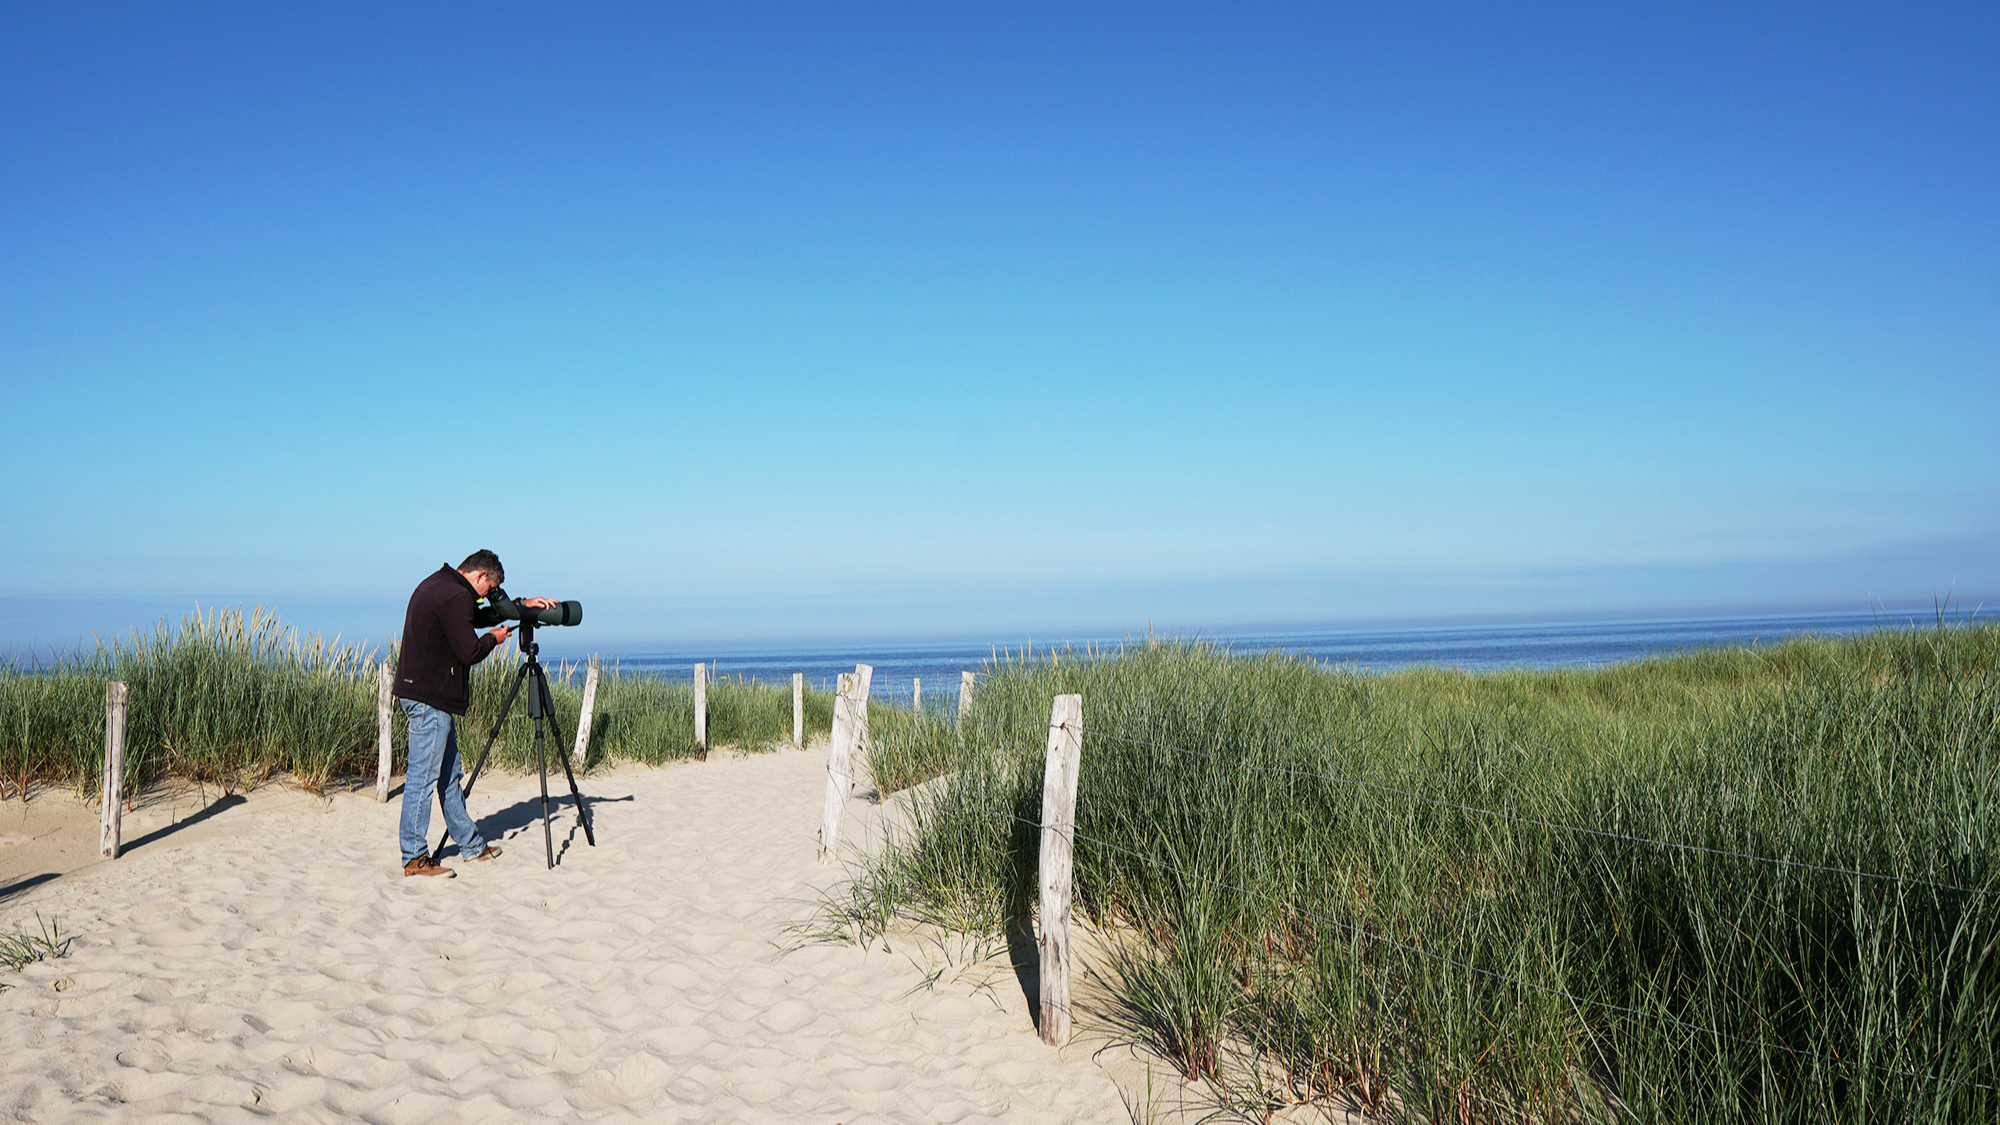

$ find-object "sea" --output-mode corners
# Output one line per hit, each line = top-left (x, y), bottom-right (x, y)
(542, 608), (1970, 707)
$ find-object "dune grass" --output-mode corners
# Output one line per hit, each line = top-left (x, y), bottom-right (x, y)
(847, 625), (2000, 1122)
(0, 915), (69, 981)
(0, 608), (831, 797)
(479, 655), (835, 770)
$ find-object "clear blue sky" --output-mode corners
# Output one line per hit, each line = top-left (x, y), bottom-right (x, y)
(4, 3), (1995, 652)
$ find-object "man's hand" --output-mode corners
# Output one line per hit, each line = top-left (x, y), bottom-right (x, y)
(519, 596), (557, 609)
(490, 625), (512, 646)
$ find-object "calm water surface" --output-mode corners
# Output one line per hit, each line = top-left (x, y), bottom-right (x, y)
(548, 609), (1961, 704)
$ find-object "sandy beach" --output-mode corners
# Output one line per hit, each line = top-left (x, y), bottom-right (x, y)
(0, 747), (1175, 1123)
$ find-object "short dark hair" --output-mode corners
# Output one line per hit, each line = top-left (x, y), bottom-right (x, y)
(458, 549), (504, 584)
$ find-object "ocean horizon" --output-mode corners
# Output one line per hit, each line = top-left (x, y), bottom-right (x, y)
(531, 606), (1979, 703)
(8, 602), (1982, 705)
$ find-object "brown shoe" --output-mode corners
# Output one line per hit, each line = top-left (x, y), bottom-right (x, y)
(403, 855), (456, 878)
(465, 844), (502, 862)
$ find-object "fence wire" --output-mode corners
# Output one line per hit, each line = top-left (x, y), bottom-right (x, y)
(109, 715), (382, 761)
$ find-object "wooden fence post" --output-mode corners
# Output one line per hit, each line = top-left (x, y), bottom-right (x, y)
(376, 664), (394, 802)
(958, 670), (974, 728)
(572, 658), (600, 765)
(913, 676), (921, 711)
(693, 663), (708, 753)
(851, 663), (873, 793)
(792, 672), (804, 747)
(99, 681), (129, 858)
(1039, 693), (1084, 1046)
(818, 672), (859, 864)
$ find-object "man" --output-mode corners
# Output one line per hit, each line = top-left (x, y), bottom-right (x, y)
(392, 549), (557, 878)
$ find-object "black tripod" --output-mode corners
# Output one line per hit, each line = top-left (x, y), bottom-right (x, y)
(430, 619), (595, 869)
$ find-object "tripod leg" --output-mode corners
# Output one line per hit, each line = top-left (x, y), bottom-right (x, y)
(465, 662), (532, 799)
(539, 674), (596, 847)
(535, 712), (554, 870)
(537, 674), (566, 765)
(431, 661), (530, 862)
(558, 752), (595, 846)
(525, 663), (558, 869)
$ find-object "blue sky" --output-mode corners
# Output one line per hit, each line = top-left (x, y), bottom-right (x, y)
(4, 3), (1995, 652)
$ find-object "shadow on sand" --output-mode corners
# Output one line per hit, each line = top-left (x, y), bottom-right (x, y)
(1006, 913), (1045, 1035)
(124, 792), (250, 855)
(436, 792), (634, 866)
(0, 872), (60, 907)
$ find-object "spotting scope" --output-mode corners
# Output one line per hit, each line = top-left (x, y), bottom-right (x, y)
(473, 587), (583, 628)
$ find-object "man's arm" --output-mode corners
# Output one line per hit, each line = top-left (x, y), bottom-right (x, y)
(443, 586), (503, 665)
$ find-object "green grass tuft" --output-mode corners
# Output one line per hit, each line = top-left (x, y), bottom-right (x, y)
(0, 914), (69, 979)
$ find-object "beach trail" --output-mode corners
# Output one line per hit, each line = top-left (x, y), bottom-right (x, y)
(0, 748), (1143, 1123)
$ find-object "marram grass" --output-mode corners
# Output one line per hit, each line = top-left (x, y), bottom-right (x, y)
(849, 624), (2000, 1123)
(0, 607), (831, 797)
(0, 914), (68, 977)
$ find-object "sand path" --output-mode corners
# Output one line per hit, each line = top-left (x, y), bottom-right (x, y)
(0, 749), (1145, 1123)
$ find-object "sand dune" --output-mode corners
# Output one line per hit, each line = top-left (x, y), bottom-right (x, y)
(1, 749), (1157, 1123)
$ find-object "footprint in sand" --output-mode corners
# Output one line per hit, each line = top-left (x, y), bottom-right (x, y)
(409, 1045), (488, 1083)
(248, 1073), (326, 1115)
(114, 1042), (172, 1071)
(754, 998), (818, 1034)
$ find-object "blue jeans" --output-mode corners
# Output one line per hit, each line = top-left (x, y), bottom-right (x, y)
(399, 699), (488, 863)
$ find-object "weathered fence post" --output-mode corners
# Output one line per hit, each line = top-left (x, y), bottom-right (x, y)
(1039, 693), (1084, 1046)
(958, 670), (974, 728)
(375, 663), (395, 801)
(818, 672), (859, 864)
(913, 676), (921, 711)
(99, 681), (129, 858)
(572, 658), (600, 765)
(693, 663), (708, 753)
(853, 663), (873, 769)
(792, 672), (805, 747)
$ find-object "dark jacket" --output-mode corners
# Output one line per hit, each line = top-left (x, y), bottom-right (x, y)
(393, 565), (498, 715)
